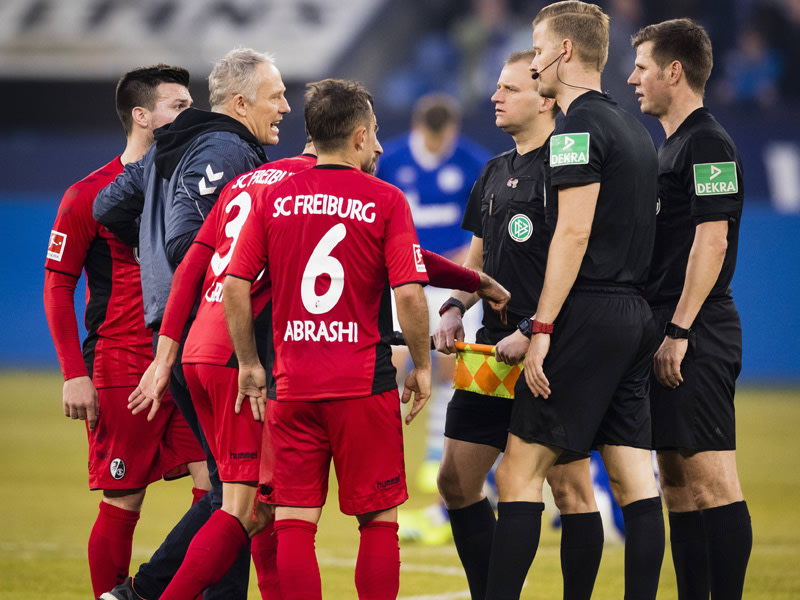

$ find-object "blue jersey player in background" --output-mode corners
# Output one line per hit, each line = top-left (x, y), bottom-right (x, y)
(379, 93), (490, 259)
(378, 92), (490, 544)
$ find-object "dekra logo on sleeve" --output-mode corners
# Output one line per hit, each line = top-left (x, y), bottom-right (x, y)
(550, 133), (590, 167)
(693, 162), (737, 196)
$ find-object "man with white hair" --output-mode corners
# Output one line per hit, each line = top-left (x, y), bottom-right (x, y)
(94, 47), (290, 600)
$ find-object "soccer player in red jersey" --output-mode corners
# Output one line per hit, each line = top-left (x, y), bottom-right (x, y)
(43, 65), (207, 598)
(223, 79), (432, 600)
(131, 149), (317, 600)
(129, 132), (507, 598)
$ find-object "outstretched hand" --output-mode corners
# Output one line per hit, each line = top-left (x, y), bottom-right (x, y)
(523, 334), (551, 398)
(432, 308), (464, 355)
(237, 364), (268, 422)
(400, 367), (432, 425)
(494, 330), (529, 365)
(477, 271), (510, 324)
(654, 336), (687, 389)
(128, 359), (172, 421)
(63, 376), (99, 431)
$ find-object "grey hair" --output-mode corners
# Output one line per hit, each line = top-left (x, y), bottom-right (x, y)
(208, 48), (275, 111)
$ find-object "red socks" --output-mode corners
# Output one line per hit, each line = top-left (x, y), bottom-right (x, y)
(355, 521), (400, 600)
(272, 519), (400, 600)
(191, 487), (208, 505)
(88, 500), (140, 597)
(160, 510), (250, 600)
(251, 519), (282, 599)
(275, 519), (321, 600)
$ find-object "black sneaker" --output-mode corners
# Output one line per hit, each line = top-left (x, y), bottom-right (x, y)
(98, 577), (141, 600)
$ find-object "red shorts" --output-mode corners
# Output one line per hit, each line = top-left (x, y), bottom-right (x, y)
(88, 386), (205, 490)
(184, 363), (262, 482)
(258, 389), (407, 515)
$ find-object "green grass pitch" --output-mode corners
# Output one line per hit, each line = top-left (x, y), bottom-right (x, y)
(1, 371), (799, 599)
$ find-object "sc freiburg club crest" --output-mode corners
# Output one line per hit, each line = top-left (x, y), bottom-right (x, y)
(110, 458), (126, 480)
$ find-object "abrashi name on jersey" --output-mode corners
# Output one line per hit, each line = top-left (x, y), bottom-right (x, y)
(283, 319), (359, 343)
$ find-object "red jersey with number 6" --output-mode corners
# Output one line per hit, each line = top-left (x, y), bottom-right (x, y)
(182, 155), (318, 366)
(228, 164), (428, 401)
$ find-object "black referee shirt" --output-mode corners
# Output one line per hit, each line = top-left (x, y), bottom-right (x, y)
(462, 145), (550, 332)
(547, 91), (657, 289)
(645, 107), (744, 305)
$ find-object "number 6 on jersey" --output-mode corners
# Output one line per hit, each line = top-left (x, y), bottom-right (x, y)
(301, 223), (347, 314)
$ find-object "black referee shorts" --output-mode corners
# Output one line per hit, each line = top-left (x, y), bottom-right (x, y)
(509, 287), (658, 455)
(445, 389), (514, 451)
(650, 298), (742, 451)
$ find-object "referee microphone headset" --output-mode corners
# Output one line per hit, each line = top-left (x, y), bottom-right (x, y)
(531, 49), (597, 94)
(531, 51), (566, 80)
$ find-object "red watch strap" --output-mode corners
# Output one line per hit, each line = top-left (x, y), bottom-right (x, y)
(531, 319), (554, 334)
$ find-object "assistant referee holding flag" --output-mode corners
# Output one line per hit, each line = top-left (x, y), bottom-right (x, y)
(629, 19), (751, 599)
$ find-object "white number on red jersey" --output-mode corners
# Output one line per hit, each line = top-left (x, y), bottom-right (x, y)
(211, 192), (252, 277)
(301, 223), (346, 315)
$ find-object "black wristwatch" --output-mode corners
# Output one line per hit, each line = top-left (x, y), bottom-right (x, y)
(439, 297), (466, 317)
(664, 321), (691, 340)
(517, 317), (533, 338)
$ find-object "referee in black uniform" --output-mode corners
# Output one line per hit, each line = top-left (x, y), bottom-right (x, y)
(434, 50), (602, 600)
(486, 3), (664, 599)
(629, 19), (751, 600)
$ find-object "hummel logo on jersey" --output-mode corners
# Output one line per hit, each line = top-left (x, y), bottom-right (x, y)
(199, 164), (224, 196)
(110, 458), (126, 480)
(550, 133), (590, 166)
(47, 230), (67, 261)
(693, 162), (737, 196)
(413, 244), (427, 273)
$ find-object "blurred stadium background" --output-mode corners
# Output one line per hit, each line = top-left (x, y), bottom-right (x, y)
(1, 0), (798, 379)
(1, 0), (798, 598)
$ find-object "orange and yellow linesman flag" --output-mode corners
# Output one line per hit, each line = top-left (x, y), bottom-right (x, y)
(452, 341), (523, 399)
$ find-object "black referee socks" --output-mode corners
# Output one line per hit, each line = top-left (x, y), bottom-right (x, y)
(485, 501), (544, 600)
(669, 510), (709, 600)
(621, 496), (665, 600)
(448, 498), (496, 600)
(703, 500), (752, 600)
(561, 512), (604, 600)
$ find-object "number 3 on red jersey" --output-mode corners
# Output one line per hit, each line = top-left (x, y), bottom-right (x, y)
(211, 191), (252, 277)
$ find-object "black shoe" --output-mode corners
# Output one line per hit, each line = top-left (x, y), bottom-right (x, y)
(98, 577), (141, 600)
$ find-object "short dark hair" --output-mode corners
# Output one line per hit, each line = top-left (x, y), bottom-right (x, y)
(505, 50), (560, 118)
(534, 1), (610, 72)
(115, 65), (190, 135)
(304, 79), (374, 153)
(412, 93), (461, 133)
(631, 18), (713, 95)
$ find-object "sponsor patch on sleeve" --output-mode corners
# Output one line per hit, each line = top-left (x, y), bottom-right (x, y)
(413, 244), (426, 273)
(47, 230), (67, 261)
(550, 133), (590, 167)
(693, 162), (738, 196)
